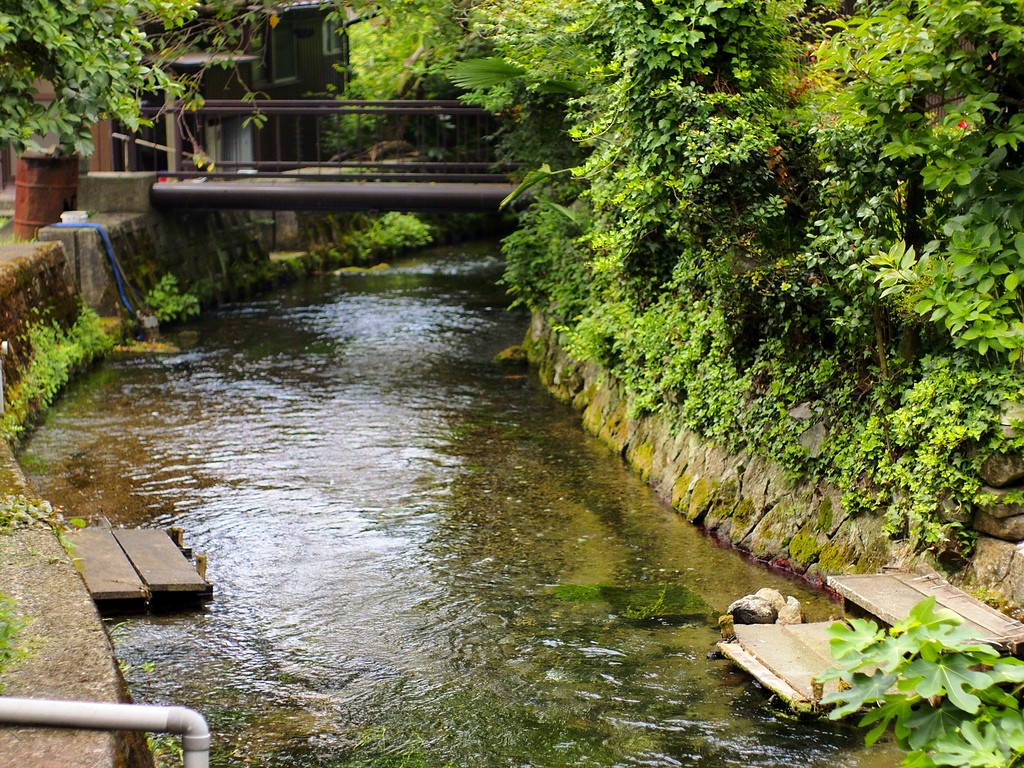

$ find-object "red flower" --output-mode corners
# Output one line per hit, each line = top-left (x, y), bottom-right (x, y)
(957, 120), (968, 130)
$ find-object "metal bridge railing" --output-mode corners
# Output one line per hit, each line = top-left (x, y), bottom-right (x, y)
(115, 99), (511, 182)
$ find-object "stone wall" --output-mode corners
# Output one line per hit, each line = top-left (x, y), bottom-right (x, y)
(39, 210), (275, 318)
(967, 449), (1024, 608)
(527, 311), (1024, 608)
(0, 242), (80, 393)
(0, 243), (152, 768)
(525, 312), (920, 585)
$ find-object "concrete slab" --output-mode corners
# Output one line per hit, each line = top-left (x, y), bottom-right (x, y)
(0, 528), (151, 767)
(720, 621), (840, 711)
(829, 572), (1024, 654)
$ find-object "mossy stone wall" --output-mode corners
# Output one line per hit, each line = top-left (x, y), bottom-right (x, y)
(526, 311), (912, 584)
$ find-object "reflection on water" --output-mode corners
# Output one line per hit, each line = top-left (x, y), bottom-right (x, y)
(19, 242), (895, 767)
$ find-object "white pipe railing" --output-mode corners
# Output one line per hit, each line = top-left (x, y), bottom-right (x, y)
(0, 697), (211, 768)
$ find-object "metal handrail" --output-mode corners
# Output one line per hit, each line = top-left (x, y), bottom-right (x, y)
(119, 98), (505, 178)
(0, 697), (211, 768)
(141, 99), (492, 120)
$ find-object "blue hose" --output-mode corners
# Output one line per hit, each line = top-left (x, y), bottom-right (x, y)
(50, 221), (136, 316)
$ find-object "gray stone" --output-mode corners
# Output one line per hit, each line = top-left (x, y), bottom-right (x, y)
(754, 587), (786, 613)
(978, 486), (1024, 519)
(742, 500), (811, 561)
(968, 536), (1024, 607)
(975, 510), (1024, 542)
(937, 498), (972, 525)
(728, 594), (778, 624)
(799, 421), (828, 459)
(777, 596), (804, 625)
(1000, 401), (1024, 439)
(980, 454), (1024, 488)
(788, 403), (816, 421)
(970, 536), (1016, 585)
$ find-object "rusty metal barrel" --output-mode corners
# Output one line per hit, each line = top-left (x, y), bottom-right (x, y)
(13, 154), (79, 240)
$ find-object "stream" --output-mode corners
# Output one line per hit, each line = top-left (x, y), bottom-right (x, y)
(18, 241), (894, 767)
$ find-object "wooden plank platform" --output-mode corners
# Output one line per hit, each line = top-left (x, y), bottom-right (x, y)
(69, 526), (212, 610)
(718, 622), (839, 712)
(71, 528), (150, 606)
(719, 571), (1024, 712)
(112, 529), (211, 597)
(828, 572), (1024, 654)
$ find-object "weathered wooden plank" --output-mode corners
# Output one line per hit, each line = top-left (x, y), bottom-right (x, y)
(112, 529), (210, 596)
(69, 528), (149, 603)
(828, 572), (1024, 654)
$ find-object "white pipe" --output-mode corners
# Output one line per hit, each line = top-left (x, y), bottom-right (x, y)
(0, 339), (7, 416)
(0, 697), (211, 768)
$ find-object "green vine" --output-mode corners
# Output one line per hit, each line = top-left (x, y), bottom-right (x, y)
(1, 306), (115, 443)
(457, 0), (1024, 563)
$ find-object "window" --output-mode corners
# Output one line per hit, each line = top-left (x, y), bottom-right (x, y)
(271, 20), (297, 81)
(258, 19), (297, 84)
(323, 17), (345, 55)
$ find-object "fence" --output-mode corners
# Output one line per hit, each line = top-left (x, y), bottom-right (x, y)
(114, 100), (509, 182)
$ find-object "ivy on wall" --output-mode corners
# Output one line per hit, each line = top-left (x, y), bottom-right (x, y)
(456, 0), (1024, 560)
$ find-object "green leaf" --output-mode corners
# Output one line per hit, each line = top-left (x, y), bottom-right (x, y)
(827, 618), (885, 665)
(500, 163), (570, 209)
(824, 670), (898, 718)
(448, 57), (527, 90)
(901, 654), (994, 713)
(903, 700), (970, 752)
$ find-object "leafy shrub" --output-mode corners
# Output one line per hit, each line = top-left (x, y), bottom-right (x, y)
(1, 307), (115, 442)
(352, 213), (433, 258)
(460, 0), (1024, 561)
(821, 597), (1024, 767)
(144, 274), (201, 325)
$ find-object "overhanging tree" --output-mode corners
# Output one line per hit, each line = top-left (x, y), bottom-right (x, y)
(0, 0), (197, 156)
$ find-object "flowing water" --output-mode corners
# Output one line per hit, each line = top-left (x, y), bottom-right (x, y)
(18, 242), (894, 767)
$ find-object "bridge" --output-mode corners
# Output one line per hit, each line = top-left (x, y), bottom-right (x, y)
(115, 100), (517, 213)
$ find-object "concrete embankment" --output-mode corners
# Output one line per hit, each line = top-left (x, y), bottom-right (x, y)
(0, 240), (153, 767)
(0, 175), (357, 768)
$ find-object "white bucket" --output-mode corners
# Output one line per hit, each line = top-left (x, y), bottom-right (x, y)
(60, 210), (89, 223)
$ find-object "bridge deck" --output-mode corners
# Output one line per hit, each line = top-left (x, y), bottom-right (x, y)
(150, 179), (517, 213)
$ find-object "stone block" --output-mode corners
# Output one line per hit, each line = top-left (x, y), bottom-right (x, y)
(975, 510), (1024, 542)
(79, 172), (158, 214)
(969, 536), (1024, 606)
(38, 224), (120, 316)
(980, 453), (1024, 488)
(977, 486), (1024, 519)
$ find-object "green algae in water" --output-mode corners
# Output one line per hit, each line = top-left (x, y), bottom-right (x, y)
(552, 583), (712, 622)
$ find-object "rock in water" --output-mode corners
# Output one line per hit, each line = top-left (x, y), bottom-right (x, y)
(727, 595), (778, 624)
(777, 596), (803, 625)
(754, 588), (786, 613)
